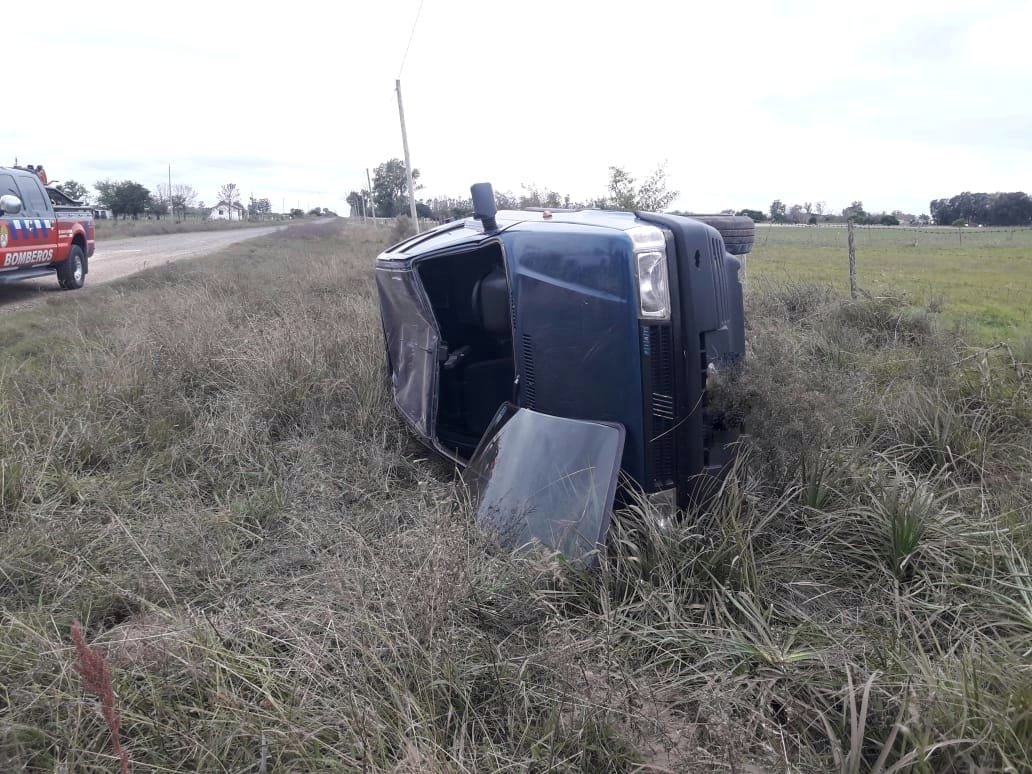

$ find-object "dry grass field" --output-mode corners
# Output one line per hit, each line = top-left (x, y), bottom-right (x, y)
(1, 221), (1030, 771)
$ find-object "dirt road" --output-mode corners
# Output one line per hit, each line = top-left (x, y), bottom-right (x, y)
(0, 226), (284, 313)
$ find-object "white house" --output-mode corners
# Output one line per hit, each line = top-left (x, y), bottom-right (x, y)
(208, 201), (247, 221)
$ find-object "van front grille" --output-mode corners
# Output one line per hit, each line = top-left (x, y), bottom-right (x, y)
(647, 324), (675, 484)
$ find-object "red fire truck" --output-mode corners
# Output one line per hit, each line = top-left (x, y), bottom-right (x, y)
(0, 165), (94, 290)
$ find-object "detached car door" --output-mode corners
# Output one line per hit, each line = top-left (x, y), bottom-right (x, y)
(461, 404), (625, 567)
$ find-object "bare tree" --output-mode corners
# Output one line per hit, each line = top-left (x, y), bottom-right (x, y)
(216, 183), (241, 220)
(154, 183), (172, 210)
(218, 183), (240, 208)
(815, 201), (826, 218)
(171, 184), (198, 219)
(156, 183), (198, 219)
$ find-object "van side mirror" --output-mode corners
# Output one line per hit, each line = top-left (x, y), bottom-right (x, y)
(0, 194), (22, 215)
(470, 183), (498, 231)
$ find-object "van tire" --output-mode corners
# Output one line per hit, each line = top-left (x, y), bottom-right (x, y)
(691, 215), (755, 255)
(58, 245), (86, 290)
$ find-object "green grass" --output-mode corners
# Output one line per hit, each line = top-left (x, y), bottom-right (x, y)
(748, 224), (1032, 343)
(93, 216), (295, 241)
(1, 222), (1030, 771)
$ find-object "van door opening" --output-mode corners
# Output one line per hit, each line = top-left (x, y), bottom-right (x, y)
(417, 242), (514, 458)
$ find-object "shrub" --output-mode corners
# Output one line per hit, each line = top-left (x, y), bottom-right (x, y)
(736, 208), (768, 222)
(391, 214), (415, 241)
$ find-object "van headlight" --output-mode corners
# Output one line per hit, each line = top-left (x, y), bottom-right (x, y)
(636, 252), (670, 319)
(628, 226), (670, 320)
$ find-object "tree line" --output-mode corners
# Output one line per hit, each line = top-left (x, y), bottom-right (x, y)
(756, 194), (1032, 228)
(752, 200), (932, 227)
(60, 179), (200, 220)
(55, 179), (293, 221)
(929, 192), (1032, 227)
(353, 161), (1032, 229)
(348, 160), (679, 222)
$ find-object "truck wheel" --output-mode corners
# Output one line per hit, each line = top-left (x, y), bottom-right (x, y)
(58, 245), (86, 290)
(692, 215), (755, 256)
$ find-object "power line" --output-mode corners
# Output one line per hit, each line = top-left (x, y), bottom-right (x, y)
(397, 0), (426, 79)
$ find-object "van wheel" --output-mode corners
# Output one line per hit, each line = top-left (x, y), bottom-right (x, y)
(692, 215), (755, 255)
(58, 245), (86, 290)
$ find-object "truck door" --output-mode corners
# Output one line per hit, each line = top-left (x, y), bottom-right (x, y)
(0, 173), (58, 272)
(0, 172), (23, 272)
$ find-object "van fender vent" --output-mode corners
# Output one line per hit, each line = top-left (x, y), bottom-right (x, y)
(711, 236), (730, 325)
(520, 333), (536, 408)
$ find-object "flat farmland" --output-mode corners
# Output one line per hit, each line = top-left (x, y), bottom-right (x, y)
(747, 224), (1032, 343)
(1, 222), (1029, 771)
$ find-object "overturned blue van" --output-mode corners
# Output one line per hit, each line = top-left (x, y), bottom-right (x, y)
(375, 184), (752, 563)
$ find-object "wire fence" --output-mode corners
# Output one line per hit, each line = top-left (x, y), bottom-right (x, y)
(752, 222), (1032, 255)
(760, 223), (1032, 236)
(344, 216), (438, 230)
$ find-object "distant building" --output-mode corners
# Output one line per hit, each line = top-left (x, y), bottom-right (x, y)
(208, 201), (246, 221)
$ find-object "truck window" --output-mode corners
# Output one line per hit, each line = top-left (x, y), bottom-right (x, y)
(16, 176), (52, 218)
(0, 173), (20, 198)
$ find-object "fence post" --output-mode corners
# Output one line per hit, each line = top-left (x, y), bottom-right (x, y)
(847, 220), (858, 300)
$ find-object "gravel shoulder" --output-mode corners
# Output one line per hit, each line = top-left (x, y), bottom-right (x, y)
(0, 226), (286, 313)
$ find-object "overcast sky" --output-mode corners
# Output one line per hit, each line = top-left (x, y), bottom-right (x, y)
(7, 0), (1030, 216)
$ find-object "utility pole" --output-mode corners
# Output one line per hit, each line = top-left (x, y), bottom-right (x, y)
(395, 79), (419, 229)
(168, 163), (172, 218)
(366, 168), (376, 223)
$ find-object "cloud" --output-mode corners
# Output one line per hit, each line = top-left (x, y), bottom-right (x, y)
(186, 156), (291, 171)
(5, 0), (1027, 217)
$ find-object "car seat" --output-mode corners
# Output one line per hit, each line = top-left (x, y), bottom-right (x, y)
(463, 266), (514, 436)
